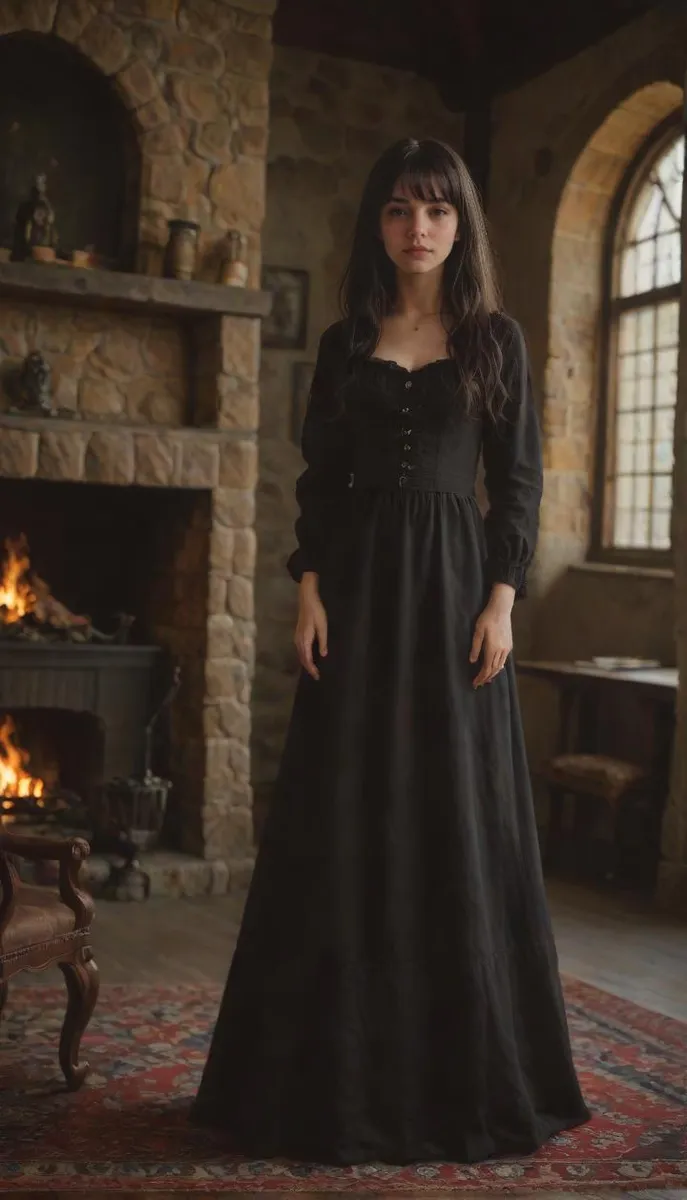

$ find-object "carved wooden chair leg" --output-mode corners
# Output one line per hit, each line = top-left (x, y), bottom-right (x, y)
(58, 950), (100, 1090)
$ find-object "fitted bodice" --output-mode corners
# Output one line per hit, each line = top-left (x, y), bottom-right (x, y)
(347, 358), (482, 494)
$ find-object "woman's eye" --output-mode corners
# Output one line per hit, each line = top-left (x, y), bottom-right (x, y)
(431, 207), (449, 217)
(388, 206), (407, 217)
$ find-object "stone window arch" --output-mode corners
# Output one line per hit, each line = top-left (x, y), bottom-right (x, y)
(543, 81), (683, 579)
(592, 118), (683, 564)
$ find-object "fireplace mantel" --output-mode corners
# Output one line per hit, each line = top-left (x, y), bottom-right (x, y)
(0, 262), (271, 322)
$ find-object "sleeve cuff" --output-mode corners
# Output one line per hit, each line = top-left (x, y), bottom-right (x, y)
(487, 561), (528, 600)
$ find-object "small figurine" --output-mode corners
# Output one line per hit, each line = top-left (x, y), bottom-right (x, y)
(11, 350), (55, 415)
(220, 229), (249, 286)
(11, 175), (58, 263)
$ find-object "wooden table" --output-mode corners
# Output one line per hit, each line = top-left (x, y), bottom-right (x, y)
(514, 657), (677, 787)
(516, 660), (679, 884)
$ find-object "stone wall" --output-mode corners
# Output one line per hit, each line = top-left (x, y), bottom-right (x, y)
(487, 6), (685, 803)
(253, 45), (461, 810)
(0, 0), (274, 887)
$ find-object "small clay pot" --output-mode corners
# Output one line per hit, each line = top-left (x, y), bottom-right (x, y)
(163, 219), (200, 281)
(31, 245), (56, 264)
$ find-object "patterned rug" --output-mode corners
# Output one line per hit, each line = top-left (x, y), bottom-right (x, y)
(0, 977), (686, 1192)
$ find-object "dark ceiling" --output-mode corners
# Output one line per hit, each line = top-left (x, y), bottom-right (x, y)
(273, 0), (664, 107)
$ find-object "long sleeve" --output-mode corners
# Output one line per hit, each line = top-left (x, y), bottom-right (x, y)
(286, 323), (353, 583)
(482, 317), (543, 600)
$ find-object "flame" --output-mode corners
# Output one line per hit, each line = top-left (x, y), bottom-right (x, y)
(0, 715), (45, 802)
(0, 536), (36, 625)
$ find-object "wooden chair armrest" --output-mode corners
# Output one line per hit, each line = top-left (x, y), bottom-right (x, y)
(0, 833), (93, 930)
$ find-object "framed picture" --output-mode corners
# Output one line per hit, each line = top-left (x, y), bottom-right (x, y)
(291, 360), (316, 446)
(261, 266), (309, 350)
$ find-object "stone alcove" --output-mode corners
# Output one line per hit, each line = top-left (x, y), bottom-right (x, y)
(0, 31), (141, 270)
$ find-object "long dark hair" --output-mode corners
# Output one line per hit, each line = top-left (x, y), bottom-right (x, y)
(339, 138), (508, 418)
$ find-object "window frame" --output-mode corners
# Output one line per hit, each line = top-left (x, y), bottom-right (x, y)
(590, 111), (683, 569)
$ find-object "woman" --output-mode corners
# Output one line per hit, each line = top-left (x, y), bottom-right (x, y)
(191, 138), (591, 1164)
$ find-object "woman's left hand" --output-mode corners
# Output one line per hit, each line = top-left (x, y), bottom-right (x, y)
(469, 584), (515, 688)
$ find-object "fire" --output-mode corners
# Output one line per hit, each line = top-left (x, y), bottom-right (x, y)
(0, 536), (36, 625)
(0, 715), (45, 806)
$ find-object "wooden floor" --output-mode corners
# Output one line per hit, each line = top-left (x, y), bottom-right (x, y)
(15, 875), (687, 1021)
(11, 879), (687, 1200)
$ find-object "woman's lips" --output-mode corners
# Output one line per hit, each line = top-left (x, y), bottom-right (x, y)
(405, 247), (431, 257)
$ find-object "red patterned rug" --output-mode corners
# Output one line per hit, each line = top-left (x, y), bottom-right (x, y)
(0, 977), (686, 1192)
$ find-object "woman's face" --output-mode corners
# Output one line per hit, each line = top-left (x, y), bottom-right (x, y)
(379, 180), (459, 277)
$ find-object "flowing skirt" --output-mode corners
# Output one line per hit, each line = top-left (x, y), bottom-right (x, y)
(191, 489), (591, 1163)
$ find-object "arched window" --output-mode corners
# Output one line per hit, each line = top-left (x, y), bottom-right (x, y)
(594, 120), (683, 563)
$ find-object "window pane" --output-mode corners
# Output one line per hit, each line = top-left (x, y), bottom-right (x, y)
(634, 475), (651, 509)
(657, 301), (679, 347)
(656, 230), (681, 287)
(616, 475), (634, 508)
(617, 440), (634, 472)
(618, 311), (637, 353)
(636, 239), (655, 292)
(614, 509), (632, 546)
(608, 133), (681, 553)
(651, 510), (671, 550)
(617, 374), (636, 412)
(636, 374), (653, 410)
(615, 132), (683, 300)
(632, 509), (650, 547)
(653, 475), (672, 510)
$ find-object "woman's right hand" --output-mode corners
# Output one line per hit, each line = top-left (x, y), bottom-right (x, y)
(295, 572), (328, 681)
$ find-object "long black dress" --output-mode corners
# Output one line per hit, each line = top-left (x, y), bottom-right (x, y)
(191, 313), (591, 1164)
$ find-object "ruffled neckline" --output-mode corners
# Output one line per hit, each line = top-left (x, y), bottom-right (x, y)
(366, 356), (452, 375)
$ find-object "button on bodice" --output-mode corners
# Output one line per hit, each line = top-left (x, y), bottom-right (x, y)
(348, 358), (482, 495)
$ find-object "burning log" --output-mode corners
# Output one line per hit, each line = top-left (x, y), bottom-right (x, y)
(0, 535), (133, 643)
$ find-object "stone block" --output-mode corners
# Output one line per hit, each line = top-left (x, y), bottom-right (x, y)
(193, 119), (233, 163)
(222, 805), (255, 859)
(0, 0), (56, 33)
(207, 614), (234, 659)
(90, 327), (144, 383)
(80, 377), (124, 417)
(178, 0), (234, 39)
(233, 528), (256, 576)
(78, 15), (130, 75)
(127, 377), (182, 424)
(222, 31), (273, 79)
(177, 439), (220, 488)
(227, 737), (250, 781)
(208, 572), (228, 614)
(0, 429), (38, 477)
(219, 698), (250, 741)
(135, 95), (172, 130)
(228, 575), (254, 619)
(142, 324), (184, 377)
(85, 431), (135, 485)
(38, 431), (86, 481)
(213, 487), (255, 528)
(114, 0), (177, 17)
(143, 123), (188, 157)
(134, 433), (177, 486)
(231, 617), (256, 671)
(167, 34), (224, 76)
(171, 74), (222, 122)
(217, 377), (259, 431)
(116, 59), (160, 110)
(148, 157), (185, 205)
(205, 656), (237, 700)
(209, 526), (235, 572)
(54, 0), (94, 41)
(209, 160), (265, 230)
(221, 317), (260, 382)
(218, 439), (257, 488)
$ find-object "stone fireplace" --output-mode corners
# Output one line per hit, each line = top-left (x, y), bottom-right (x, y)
(0, 0), (274, 893)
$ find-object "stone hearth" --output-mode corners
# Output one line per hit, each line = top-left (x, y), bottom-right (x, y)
(0, 0), (275, 891)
